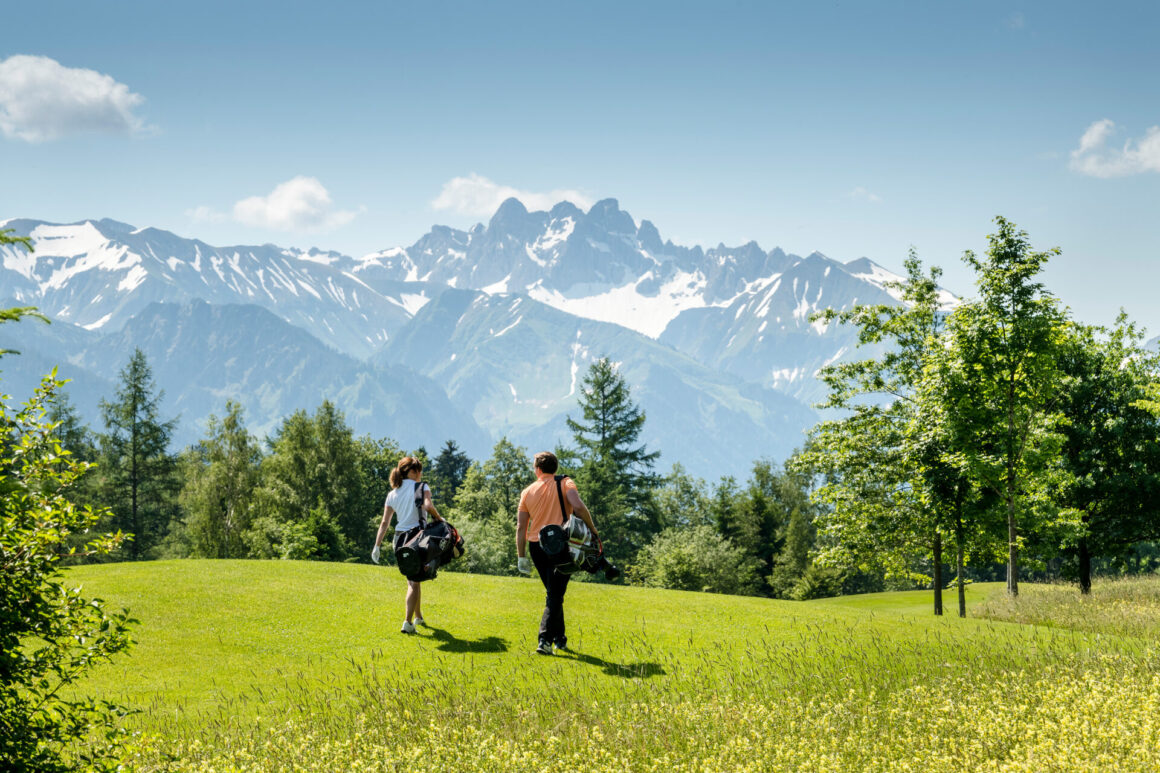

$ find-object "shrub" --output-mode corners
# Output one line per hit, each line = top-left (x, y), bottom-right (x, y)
(1, 372), (136, 772)
(629, 525), (762, 595)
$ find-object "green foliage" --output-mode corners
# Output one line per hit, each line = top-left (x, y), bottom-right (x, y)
(653, 463), (714, 530)
(564, 357), (661, 564)
(933, 218), (1070, 595)
(798, 253), (954, 600)
(254, 400), (361, 559)
(180, 401), (262, 558)
(629, 525), (762, 594)
(426, 439), (472, 508)
(96, 348), (180, 560)
(1054, 318), (1160, 589)
(0, 372), (135, 772)
(444, 439), (528, 576)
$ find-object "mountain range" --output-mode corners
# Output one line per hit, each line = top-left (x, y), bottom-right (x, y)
(0, 200), (928, 478)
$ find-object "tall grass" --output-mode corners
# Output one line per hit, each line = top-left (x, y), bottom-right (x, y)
(973, 573), (1160, 637)
(67, 563), (1160, 771)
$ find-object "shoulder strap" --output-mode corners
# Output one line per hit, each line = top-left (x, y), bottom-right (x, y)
(414, 480), (427, 528)
(554, 475), (570, 524)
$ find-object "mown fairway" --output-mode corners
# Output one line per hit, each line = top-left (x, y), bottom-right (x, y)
(68, 561), (1160, 771)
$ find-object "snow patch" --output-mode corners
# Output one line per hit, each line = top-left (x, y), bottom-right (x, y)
(493, 315), (522, 338)
(117, 264), (148, 292)
(527, 269), (711, 339)
(82, 312), (113, 330)
(481, 274), (512, 294)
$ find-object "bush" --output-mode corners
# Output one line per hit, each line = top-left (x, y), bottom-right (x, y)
(629, 525), (762, 595)
(1, 372), (136, 772)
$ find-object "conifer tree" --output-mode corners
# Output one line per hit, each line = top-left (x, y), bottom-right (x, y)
(97, 348), (179, 560)
(565, 357), (661, 564)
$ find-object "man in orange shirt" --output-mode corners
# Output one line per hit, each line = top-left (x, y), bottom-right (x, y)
(516, 451), (599, 655)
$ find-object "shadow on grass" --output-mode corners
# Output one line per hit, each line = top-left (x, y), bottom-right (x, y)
(426, 626), (509, 653)
(557, 650), (666, 679)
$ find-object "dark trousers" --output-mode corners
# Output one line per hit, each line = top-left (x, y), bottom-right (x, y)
(529, 540), (570, 645)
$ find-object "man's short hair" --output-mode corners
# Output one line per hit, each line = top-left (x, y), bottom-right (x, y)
(534, 451), (558, 474)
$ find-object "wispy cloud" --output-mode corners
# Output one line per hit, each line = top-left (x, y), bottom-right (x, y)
(1069, 119), (1160, 177)
(231, 177), (364, 231)
(844, 186), (883, 203)
(0, 54), (149, 142)
(185, 205), (227, 224)
(432, 173), (593, 217)
(1006, 12), (1026, 30)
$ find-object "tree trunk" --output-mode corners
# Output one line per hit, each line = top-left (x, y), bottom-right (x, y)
(1006, 375), (1019, 597)
(1078, 538), (1091, 595)
(933, 531), (943, 616)
(956, 506), (966, 618)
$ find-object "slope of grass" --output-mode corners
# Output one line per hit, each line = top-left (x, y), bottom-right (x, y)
(65, 561), (1160, 771)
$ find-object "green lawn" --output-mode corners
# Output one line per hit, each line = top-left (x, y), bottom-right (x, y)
(65, 561), (1160, 772)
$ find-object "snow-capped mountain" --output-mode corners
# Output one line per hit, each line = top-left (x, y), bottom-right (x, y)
(0, 199), (938, 475)
(357, 197), (931, 400)
(0, 218), (435, 358)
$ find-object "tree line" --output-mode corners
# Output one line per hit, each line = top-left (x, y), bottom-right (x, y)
(10, 217), (1160, 609)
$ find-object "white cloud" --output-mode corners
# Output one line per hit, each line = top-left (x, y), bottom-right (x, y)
(432, 173), (594, 217)
(0, 54), (148, 142)
(845, 186), (882, 203)
(232, 177), (364, 231)
(1006, 12), (1026, 30)
(1069, 119), (1160, 178)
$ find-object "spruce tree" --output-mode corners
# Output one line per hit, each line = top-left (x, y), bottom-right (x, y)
(428, 439), (472, 507)
(564, 357), (661, 564)
(97, 349), (179, 560)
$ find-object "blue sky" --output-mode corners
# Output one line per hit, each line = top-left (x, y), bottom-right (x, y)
(2, 1), (1158, 331)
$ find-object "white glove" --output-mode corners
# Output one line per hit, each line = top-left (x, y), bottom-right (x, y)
(371, 545), (381, 565)
(517, 556), (531, 575)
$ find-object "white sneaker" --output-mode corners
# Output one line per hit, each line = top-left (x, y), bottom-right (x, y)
(401, 621), (416, 634)
(415, 616), (426, 627)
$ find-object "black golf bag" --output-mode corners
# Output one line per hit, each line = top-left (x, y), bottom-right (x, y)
(395, 519), (465, 582)
(393, 481), (465, 582)
(537, 475), (620, 581)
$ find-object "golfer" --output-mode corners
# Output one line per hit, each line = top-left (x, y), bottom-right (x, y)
(516, 451), (599, 655)
(371, 456), (445, 634)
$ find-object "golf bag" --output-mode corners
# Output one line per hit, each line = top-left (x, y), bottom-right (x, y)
(395, 519), (465, 582)
(537, 475), (620, 580)
(394, 481), (465, 582)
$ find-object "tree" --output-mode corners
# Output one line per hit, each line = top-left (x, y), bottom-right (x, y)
(427, 439), (472, 508)
(181, 401), (263, 558)
(97, 348), (179, 560)
(934, 218), (1069, 596)
(1, 369), (135, 771)
(443, 439), (528, 576)
(654, 463), (714, 530)
(453, 438), (529, 523)
(797, 253), (957, 613)
(768, 506), (813, 598)
(1056, 318), (1160, 593)
(353, 434), (406, 554)
(564, 357), (661, 564)
(254, 400), (361, 560)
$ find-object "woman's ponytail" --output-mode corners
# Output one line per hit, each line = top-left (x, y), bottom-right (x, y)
(390, 456), (422, 489)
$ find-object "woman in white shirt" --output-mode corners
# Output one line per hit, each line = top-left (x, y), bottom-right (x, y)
(370, 456), (446, 634)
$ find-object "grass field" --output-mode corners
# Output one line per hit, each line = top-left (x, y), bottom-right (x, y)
(65, 561), (1160, 771)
